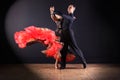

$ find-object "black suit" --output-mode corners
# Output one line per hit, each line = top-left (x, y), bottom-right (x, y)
(53, 11), (86, 68)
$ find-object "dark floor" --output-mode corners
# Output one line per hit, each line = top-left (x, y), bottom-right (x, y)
(0, 64), (120, 80)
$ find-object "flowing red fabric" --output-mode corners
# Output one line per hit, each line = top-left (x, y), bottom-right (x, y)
(54, 53), (76, 62)
(14, 26), (75, 62)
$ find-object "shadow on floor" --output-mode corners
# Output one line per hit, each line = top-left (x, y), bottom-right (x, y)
(0, 64), (43, 80)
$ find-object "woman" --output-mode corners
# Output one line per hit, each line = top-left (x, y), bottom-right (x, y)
(14, 26), (75, 69)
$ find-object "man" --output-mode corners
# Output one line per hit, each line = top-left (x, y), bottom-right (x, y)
(50, 4), (87, 69)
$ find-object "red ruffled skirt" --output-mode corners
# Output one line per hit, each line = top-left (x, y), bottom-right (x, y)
(14, 26), (75, 62)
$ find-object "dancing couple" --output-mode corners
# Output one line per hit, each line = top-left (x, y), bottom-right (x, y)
(14, 4), (87, 69)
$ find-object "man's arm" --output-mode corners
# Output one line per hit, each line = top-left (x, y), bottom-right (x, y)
(67, 4), (76, 19)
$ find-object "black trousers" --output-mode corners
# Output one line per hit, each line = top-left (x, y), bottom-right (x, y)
(60, 29), (86, 67)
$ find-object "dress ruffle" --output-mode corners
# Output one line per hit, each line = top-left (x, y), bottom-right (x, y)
(14, 25), (75, 62)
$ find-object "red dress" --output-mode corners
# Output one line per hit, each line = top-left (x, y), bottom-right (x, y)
(14, 26), (75, 62)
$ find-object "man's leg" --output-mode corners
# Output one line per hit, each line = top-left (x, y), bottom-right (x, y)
(69, 41), (87, 69)
(60, 43), (68, 69)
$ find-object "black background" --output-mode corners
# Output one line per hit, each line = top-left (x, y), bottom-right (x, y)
(0, 0), (120, 63)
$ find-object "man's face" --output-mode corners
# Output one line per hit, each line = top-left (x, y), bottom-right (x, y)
(67, 5), (75, 14)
